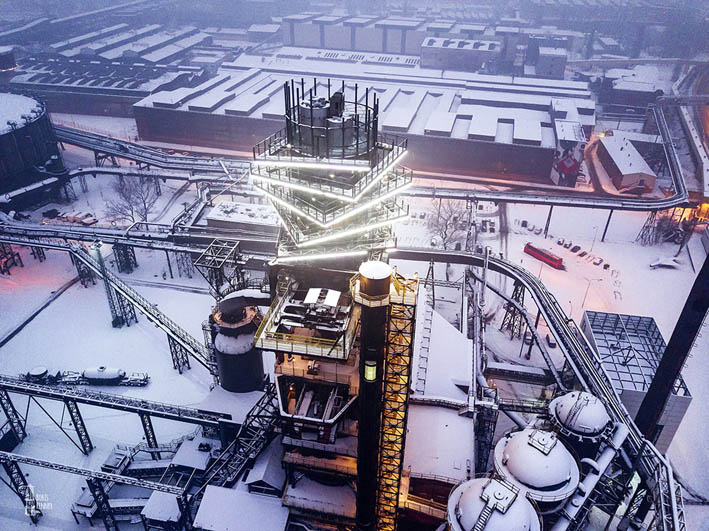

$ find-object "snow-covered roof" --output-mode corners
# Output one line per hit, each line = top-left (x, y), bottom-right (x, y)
(171, 435), (212, 470)
(0, 93), (42, 135)
(404, 405), (472, 481)
(206, 200), (280, 227)
(193, 486), (289, 531)
(244, 436), (285, 490)
(599, 135), (656, 178)
(135, 46), (595, 140)
(141, 491), (180, 523)
(538, 46), (567, 57)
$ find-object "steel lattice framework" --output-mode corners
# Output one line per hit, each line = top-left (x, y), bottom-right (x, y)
(193, 238), (247, 299)
(375, 279), (418, 531)
(250, 79), (411, 262)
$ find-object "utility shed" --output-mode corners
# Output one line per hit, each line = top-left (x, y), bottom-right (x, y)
(141, 491), (181, 529)
(193, 485), (289, 531)
(597, 134), (656, 192)
(245, 437), (286, 496)
(581, 311), (691, 453)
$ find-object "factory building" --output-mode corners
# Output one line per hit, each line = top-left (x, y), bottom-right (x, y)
(9, 58), (202, 116)
(134, 50), (594, 185)
(0, 93), (68, 196)
(581, 311), (691, 453)
(596, 134), (657, 192)
(280, 13), (585, 61)
(420, 37), (502, 72)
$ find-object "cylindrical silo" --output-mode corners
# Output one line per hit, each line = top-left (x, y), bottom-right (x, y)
(211, 295), (264, 393)
(446, 477), (543, 531)
(493, 428), (580, 515)
(549, 391), (611, 456)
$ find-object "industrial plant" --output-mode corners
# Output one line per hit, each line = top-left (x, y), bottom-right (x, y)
(0, 1), (708, 531)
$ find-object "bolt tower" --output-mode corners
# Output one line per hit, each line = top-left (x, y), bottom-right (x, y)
(250, 78), (411, 263)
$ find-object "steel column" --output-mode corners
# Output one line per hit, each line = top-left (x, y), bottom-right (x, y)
(64, 399), (93, 454)
(139, 413), (159, 460)
(0, 387), (26, 442)
(1, 460), (41, 523)
(86, 477), (118, 531)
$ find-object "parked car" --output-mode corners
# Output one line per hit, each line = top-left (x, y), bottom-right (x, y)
(570, 245), (581, 253)
(593, 257), (604, 266)
(563, 241), (573, 249)
(557, 238), (565, 246)
(578, 251), (588, 258)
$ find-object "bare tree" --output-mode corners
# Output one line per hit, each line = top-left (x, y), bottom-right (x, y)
(105, 177), (159, 223)
(428, 199), (467, 250)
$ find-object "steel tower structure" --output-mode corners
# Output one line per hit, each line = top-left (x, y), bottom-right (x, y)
(249, 78), (411, 263)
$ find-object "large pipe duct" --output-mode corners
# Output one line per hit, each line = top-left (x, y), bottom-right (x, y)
(550, 422), (630, 531)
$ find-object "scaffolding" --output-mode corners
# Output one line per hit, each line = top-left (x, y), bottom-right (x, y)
(113, 243), (137, 274)
(194, 238), (247, 299)
(375, 278), (418, 531)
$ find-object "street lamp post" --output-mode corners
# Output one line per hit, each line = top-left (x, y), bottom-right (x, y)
(582, 277), (602, 308)
(590, 225), (599, 253)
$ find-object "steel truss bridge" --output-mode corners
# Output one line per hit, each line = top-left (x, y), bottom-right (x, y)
(0, 233), (214, 374)
(393, 248), (685, 531)
(0, 373), (232, 455)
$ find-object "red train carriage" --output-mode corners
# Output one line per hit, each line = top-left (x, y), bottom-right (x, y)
(524, 242), (564, 269)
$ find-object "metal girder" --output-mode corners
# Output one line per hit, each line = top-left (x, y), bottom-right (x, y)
(194, 238), (246, 299)
(0, 387), (26, 442)
(64, 399), (93, 455)
(113, 244), (137, 274)
(168, 335), (191, 374)
(0, 374), (230, 427)
(1, 460), (41, 523)
(86, 477), (118, 531)
(0, 451), (184, 494)
(139, 413), (159, 460)
(376, 295), (417, 531)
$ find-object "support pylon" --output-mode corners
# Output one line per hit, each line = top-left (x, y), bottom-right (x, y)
(499, 281), (525, 339)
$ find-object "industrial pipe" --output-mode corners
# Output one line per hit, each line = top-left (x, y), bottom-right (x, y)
(550, 422), (630, 531)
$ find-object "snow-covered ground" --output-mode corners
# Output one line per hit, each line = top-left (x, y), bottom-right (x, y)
(395, 200), (709, 528)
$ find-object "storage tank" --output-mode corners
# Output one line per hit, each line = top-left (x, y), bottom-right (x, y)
(82, 367), (126, 385)
(0, 92), (67, 195)
(493, 428), (580, 514)
(0, 46), (16, 87)
(210, 295), (264, 392)
(446, 477), (542, 531)
(549, 391), (611, 443)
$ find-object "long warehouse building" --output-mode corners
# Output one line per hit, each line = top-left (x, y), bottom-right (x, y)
(134, 47), (595, 184)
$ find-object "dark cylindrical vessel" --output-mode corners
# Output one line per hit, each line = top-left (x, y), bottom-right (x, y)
(211, 295), (264, 393)
(356, 261), (392, 531)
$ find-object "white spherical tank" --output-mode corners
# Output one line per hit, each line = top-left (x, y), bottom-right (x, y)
(493, 429), (580, 507)
(549, 391), (611, 442)
(447, 478), (542, 531)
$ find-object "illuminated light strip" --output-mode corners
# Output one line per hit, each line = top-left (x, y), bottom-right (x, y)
(253, 158), (371, 173)
(269, 201), (299, 243)
(354, 150), (408, 201)
(250, 172), (356, 203)
(323, 182), (412, 228)
(258, 186), (325, 228)
(274, 250), (368, 264)
(298, 214), (408, 249)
